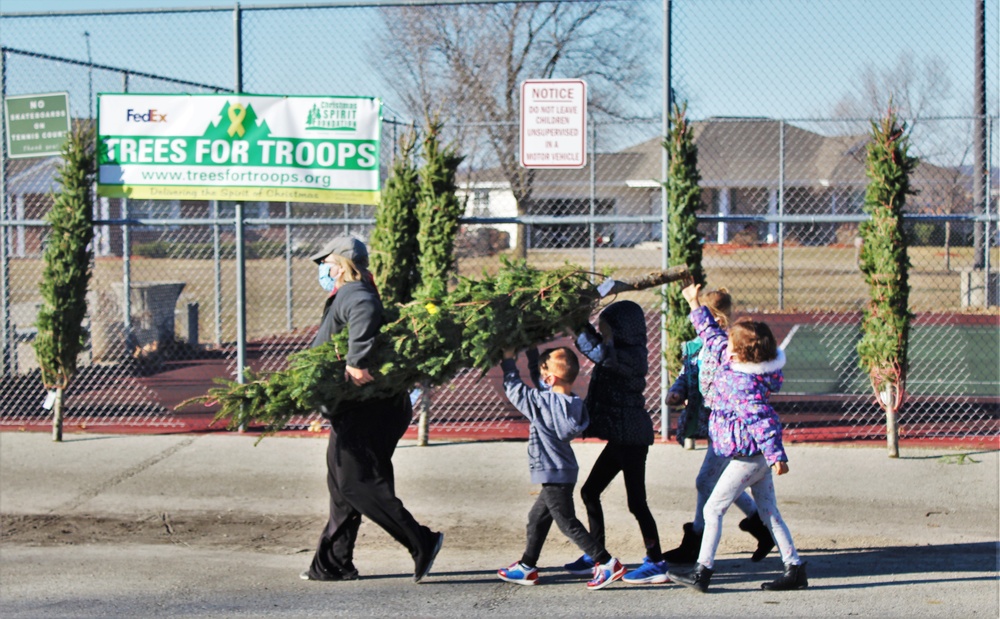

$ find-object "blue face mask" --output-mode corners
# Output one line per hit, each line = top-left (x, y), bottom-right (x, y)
(318, 263), (336, 292)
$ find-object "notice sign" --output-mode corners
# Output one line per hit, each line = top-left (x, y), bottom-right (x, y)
(520, 79), (586, 169)
(97, 93), (381, 205)
(4, 92), (71, 159)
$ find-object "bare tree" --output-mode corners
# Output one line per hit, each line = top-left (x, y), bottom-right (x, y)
(835, 53), (979, 269)
(381, 1), (650, 258)
(834, 54), (953, 126)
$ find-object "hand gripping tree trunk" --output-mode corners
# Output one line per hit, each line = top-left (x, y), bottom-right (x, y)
(33, 124), (96, 442)
(857, 106), (916, 458)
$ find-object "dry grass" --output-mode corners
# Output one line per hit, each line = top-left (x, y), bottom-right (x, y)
(6, 245), (997, 343)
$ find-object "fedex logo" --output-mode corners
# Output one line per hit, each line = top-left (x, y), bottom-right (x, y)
(126, 108), (167, 123)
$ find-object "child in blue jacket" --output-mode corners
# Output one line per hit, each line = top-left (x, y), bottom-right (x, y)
(668, 284), (807, 593)
(497, 346), (626, 590)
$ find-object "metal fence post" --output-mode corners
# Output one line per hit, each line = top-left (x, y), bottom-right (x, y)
(0, 48), (11, 377)
(285, 201), (293, 331)
(212, 199), (222, 345)
(778, 119), (785, 310)
(973, 0), (987, 269)
(417, 388), (430, 446)
(235, 200), (246, 376)
(234, 2), (243, 95)
(121, 72), (132, 345)
(986, 115), (994, 300)
(659, 0), (671, 442)
(234, 2), (248, 395)
(589, 117), (597, 275)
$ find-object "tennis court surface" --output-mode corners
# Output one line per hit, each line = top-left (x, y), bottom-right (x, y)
(776, 315), (999, 397)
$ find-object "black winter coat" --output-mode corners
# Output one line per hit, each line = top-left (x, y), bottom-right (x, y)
(578, 300), (654, 446)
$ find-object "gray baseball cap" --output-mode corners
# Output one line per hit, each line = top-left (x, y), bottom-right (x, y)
(310, 236), (369, 268)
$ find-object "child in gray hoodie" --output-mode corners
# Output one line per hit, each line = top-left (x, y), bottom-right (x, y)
(497, 346), (626, 590)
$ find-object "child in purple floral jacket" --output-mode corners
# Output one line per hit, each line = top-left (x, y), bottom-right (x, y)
(663, 289), (774, 566)
(668, 284), (808, 594)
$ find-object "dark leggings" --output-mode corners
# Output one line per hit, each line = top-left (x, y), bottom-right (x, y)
(580, 442), (662, 562)
(521, 483), (610, 569)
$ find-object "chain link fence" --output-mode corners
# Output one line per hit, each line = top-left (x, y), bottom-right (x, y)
(1, 0), (996, 443)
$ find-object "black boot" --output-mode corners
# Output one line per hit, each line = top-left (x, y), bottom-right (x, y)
(668, 563), (713, 593)
(739, 513), (775, 562)
(761, 562), (808, 591)
(662, 522), (702, 564)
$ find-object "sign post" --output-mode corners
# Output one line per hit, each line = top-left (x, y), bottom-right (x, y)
(520, 79), (587, 169)
(4, 92), (71, 159)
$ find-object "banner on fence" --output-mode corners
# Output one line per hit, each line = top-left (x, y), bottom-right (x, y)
(96, 93), (381, 205)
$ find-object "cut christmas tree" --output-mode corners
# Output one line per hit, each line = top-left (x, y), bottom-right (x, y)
(662, 102), (705, 379)
(34, 124), (96, 442)
(184, 260), (689, 438)
(857, 105), (916, 458)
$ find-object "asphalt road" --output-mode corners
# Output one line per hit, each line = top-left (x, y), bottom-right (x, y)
(1, 432), (997, 618)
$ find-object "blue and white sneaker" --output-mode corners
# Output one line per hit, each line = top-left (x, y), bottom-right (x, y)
(622, 558), (670, 584)
(498, 561), (539, 585)
(564, 554), (596, 576)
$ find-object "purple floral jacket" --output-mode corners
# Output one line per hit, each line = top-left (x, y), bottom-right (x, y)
(690, 306), (788, 465)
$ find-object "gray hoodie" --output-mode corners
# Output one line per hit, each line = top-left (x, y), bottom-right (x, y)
(501, 358), (589, 484)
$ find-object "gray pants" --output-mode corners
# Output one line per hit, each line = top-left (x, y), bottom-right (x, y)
(698, 453), (801, 569)
(693, 447), (757, 531)
(522, 483), (609, 568)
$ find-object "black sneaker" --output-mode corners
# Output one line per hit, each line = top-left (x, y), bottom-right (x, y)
(414, 532), (444, 583)
(299, 567), (359, 582)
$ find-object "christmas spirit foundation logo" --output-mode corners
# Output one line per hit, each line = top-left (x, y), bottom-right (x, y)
(306, 101), (358, 131)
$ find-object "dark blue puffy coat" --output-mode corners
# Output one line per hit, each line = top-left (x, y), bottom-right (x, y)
(576, 301), (654, 446)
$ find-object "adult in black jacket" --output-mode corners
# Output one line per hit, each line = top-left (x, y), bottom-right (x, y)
(301, 236), (443, 583)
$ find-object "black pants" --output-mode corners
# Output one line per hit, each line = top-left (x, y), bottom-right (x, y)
(307, 395), (435, 579)
(580, 442), (663, 562)
(521, 483), (611, 568)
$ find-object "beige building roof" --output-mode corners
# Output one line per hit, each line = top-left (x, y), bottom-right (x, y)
(467, 118), (959, 196)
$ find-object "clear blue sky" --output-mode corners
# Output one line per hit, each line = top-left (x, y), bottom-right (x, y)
(1, 0), (343, 10)
(1, 0), (996, 164)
